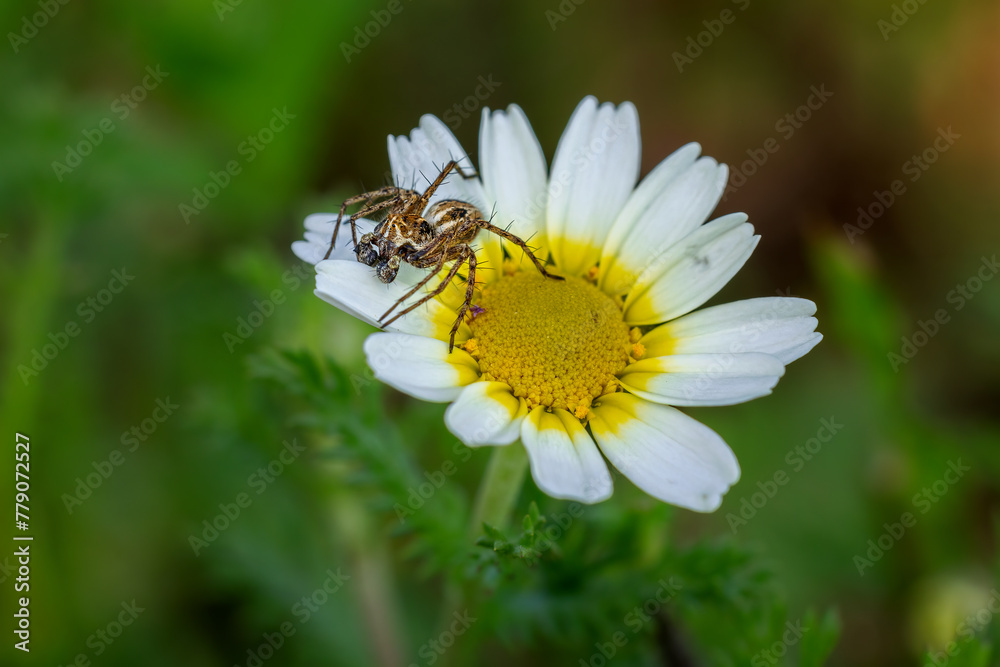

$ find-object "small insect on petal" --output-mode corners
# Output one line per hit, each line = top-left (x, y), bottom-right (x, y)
(468, 304), (486, 320)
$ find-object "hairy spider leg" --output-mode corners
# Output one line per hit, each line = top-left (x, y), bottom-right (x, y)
(471, 218), (564, 281)
(450, 247), (479, 351)
(378, 217), (485, 351)
(377, 217), (467, 321)
(378, 212), (562, 346)
(377, 249), (452, 324)
(379, 245), (475, 353)
(406, 159), (479, 218)
(323, 186), (411, 260)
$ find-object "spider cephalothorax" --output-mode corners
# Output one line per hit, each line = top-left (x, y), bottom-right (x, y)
(325, 160), (562, 350)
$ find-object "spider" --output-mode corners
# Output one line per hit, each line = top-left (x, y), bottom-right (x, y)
(324, 160), (562, 351)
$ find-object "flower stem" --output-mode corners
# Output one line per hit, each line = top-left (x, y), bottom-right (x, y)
(469, 444), (529, 535)
(438, 444), (528, 667)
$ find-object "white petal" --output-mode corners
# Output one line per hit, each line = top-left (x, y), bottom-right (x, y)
(445, 382), (528, 447)
(520, 408), (613, 503)
(292, 240), (326, 266)
(589, 393), (739, 511)
(600, 148), (729, 295)
(363, 333), (479, 403)
(642, 297), (822, 364)
(479, 104), (550, 268)
(546, 97), (641, 277)
(292, 214), (378, 265)
(618, 353), (786, 406)
(314, 260), (469, 340)
(624, 214), (759, 325)
(387, 115), (488, 213)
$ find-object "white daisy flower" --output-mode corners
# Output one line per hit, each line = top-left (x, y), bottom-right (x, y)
(292, 96), (821, 512)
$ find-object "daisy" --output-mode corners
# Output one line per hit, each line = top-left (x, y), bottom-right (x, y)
(292, 96), (821, 512)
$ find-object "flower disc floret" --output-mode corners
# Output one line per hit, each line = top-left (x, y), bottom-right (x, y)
(469, 272), (630, 415)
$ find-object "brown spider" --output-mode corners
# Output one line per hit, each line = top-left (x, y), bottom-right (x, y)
(324, 160), (562, 350)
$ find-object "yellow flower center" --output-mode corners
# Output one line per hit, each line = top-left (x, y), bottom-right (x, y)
(468, 272), (631, 416)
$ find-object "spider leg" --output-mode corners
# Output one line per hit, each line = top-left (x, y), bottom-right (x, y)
(406, 160), (459, 216)
(410, 157), (483, 216)
(449, 247), (478, 352)
(474, 220), (564, 280)
(453, 161), (478, 179)
(408, 219), (481, 284)
(345, 198), (394, 251)
(432, 158), (479, 181)
(407, 221), (466, 265)
(323, 186), (407, 260)
(378, 250), (449, 322)
(378, 247), (468, 331)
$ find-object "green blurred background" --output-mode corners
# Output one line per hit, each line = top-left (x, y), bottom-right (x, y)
(2, 0), (999, 665)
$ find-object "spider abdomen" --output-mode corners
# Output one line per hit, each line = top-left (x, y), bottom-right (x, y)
(427, 200), (483, 244)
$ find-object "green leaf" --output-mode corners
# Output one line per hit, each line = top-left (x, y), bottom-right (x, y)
(799, 607), (841, 667)
(923, 639), (993, 667)
(494, 541), (514, 556)
(527, 501), (541, 526)
(483, 522), (508, 542)
(252, 348), (472, 577)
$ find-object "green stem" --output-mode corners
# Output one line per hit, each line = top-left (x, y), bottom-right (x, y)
(438, 444), (528, 667)
(469, 444), (529, 535)
(319, 441), (405, 667)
